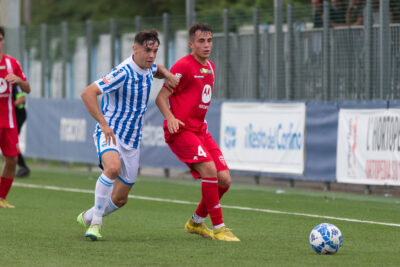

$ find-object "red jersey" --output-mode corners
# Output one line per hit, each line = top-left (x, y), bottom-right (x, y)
(166, 54), (215, 133)
(0, 54), (26, 128)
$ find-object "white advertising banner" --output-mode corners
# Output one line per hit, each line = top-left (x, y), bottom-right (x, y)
(220, 102), (306, 174)
(337, 109), (400, 186)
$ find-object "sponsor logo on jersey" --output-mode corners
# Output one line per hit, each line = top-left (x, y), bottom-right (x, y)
(102, 77), (110, 84)
(202, 84), (212, 103)
(0, 78), (8, 93)
(200, 68), (212, 74)
(193, 156), (198, 160)
(198, 104), (208, 109)
(175, 73), (182, 78)
(0, 66), (5, 70)
(103, 69), (123, 85)
(194, 75), (204, 78)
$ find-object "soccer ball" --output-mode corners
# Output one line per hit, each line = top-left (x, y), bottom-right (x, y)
(309, 223), (342, 254)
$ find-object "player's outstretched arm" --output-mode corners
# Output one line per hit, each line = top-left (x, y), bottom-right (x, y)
(154, 64), (179, 92)
(155, 87), (185, 134)
(81, 83), (116, 145)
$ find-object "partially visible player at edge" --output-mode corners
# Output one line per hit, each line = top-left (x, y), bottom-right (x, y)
(155, 23), (240, 241)
(0, 26), (31, 208)
(77, 30), (179, 241)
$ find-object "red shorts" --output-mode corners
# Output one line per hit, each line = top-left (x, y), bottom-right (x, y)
(0, 127), (20, 157)
(165, 128), (229, 179)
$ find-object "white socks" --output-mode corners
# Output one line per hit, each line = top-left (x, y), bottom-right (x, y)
(90, 174), (115, 226)
(83, 197), (119, 225)
(103, 197), (119, 216)
(192, 213), (206, 223)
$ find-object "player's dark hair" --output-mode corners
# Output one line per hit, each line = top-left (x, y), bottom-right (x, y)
(189, 23), (212, 39)
(0, 26), (4, 38)
(134, 30), (160, 46)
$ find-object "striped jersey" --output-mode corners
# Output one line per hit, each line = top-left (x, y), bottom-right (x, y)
(0, 54), (27, 128)
(94, 55), (157, 149)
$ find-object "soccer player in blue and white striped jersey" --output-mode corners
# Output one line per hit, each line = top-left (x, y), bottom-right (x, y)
(77, 30), (179, 241)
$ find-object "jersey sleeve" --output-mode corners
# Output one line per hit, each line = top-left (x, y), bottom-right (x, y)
(151, 64), (157, 75)
(95, 67), (128, 94)
(13, 60), (27, 81)
(167, 61), (188, 94)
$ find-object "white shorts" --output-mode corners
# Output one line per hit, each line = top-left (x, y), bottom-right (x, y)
(94, 132), (140, 186)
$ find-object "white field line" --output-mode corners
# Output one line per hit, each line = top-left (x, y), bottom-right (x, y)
(13, 182), (400, 228)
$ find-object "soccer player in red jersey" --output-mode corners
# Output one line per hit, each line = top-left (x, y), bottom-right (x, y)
(156, 23), (239, 241)
(0, 26), (31, 208)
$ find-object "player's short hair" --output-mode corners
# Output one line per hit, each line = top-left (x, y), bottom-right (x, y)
(189, 23), (212, 40)
(134, 30), (160, 46)
(0, 26), (4, 38)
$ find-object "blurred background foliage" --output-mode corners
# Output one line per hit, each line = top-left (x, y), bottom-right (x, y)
(28, 0), (311, 25)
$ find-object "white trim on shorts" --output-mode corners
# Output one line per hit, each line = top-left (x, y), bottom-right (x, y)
(94, 132), (140, 186)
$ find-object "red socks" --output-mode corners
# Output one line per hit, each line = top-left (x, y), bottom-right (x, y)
(195, 179), (230, 226)
(218, 185), (230, 199)
(0, 177), (14, 199)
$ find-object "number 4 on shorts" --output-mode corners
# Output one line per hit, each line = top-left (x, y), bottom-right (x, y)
(198, 145), (207, 157)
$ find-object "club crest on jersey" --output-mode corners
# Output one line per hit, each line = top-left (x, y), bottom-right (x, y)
(0, 78), (7, 93)
(202, 84), (212, 103)
(200, 68), (212, 74)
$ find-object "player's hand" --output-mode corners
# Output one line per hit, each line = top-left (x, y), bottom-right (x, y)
(14, 98), (25, 106)
(164, 73), (179, 92)
(100, 123), (116, 146)
(167, 117), (185, 134)
(5, 74), (22, 85)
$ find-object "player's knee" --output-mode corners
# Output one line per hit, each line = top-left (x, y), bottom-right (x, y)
(5, 156), (18, 167)
(203, 165), (217, 177)
(218, 172), (231, 187)
(219, 177), (231, 187)
(104, 165), (120, 179)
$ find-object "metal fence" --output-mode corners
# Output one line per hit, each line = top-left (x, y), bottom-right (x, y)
(3, 0), (399, 101)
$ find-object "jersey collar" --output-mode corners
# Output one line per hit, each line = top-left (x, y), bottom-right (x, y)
(130, 54), (151, 75)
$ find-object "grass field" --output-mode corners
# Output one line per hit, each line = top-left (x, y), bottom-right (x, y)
(1, 166), (400, 266)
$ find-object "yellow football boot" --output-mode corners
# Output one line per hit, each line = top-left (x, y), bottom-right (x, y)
(213, 226), (240, 242)
(85, 224), (102, 241)
(0, 199), (15, 208)
(184, 218), (214, 239)
(77, 211), (89, 228)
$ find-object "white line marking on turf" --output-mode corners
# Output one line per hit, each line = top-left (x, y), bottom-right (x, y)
(14, 182), (400, 228)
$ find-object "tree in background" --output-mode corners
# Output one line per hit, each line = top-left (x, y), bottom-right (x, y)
(27, 0), (311, 25)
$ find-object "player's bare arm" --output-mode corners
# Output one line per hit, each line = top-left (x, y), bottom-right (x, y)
(5, 73), (31, 93)
(81, 83), (116, 145)
(154, 64), (179, 92)
(155, 87), (185, 134)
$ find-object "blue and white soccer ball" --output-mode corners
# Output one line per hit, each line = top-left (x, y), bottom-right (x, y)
(309, 223), (343, 254)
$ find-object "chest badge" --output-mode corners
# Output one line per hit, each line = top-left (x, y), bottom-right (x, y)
(0, 78), (8, 94)
(202, 84), (212, 103)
